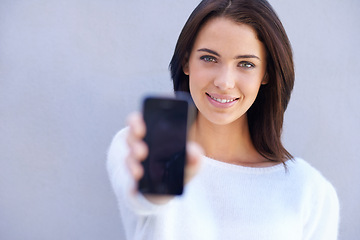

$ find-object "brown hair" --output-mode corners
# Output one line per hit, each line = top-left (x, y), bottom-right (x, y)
(169, 0), (294, 164)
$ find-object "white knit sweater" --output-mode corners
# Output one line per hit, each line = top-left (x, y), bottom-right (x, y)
(107, 128), (339, 240)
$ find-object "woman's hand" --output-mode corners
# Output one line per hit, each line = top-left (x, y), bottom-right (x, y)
(125, 112), (203, 204)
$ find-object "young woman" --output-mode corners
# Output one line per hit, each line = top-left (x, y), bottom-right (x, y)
(107, 0), (339, 239)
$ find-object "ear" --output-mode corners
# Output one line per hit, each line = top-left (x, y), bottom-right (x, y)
(261, 72), (269, 85)
(183, 61), (189, 75)
(182, 52), (190, 75)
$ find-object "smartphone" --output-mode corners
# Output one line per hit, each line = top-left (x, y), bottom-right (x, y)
(138, 95), (192, 195)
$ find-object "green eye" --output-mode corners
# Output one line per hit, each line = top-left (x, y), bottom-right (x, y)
(239, 61), (255, 68)
(200, 55), (217, 63)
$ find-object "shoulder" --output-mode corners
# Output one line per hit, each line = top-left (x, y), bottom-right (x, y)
(288, 158), (334, 186)
(287, 158), (337, 192)
(287, 157), (339, 211)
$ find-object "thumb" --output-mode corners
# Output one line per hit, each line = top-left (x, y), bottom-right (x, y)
(184, 141), (204, 184)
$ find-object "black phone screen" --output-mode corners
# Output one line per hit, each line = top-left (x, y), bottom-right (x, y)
(138, 97), (189, 195)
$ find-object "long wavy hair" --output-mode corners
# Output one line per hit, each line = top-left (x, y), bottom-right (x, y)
(169, 0), (294, 164)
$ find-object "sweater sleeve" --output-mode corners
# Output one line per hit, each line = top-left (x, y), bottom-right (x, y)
(303, 179), (340, 240)
(106, 127), (171, 216)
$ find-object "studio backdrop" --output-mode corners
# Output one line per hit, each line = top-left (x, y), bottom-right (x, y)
(0, 0), (359, 239)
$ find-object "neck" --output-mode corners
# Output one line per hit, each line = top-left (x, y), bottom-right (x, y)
(189, 113), (269, 166)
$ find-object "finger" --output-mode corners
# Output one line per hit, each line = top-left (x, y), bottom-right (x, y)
(127, 112), (146, 139)
(126, 112), (149, 162)
(126, 154), (144, 181)
(125, 137), (148, 180)
(129, 140), (148, 162)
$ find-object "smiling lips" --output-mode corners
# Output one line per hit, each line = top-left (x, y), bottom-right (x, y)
(206, 92), (239, 104)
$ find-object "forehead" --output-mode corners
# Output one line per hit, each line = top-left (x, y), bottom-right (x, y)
(192, 17), (265, 58)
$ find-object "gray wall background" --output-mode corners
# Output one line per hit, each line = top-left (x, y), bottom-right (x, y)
(0, 0), (359, 239)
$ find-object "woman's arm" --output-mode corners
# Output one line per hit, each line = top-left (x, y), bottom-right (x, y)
(107, 127), (172, 215)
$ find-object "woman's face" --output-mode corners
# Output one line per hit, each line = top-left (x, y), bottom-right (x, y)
(183, 17), (267, 126)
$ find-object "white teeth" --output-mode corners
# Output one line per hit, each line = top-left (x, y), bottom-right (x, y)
(209, 94), (237, 103)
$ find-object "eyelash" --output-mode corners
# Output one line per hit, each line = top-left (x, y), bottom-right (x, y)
(238, 61), (255, 68)
(200, 55), (255, 69)
(200, 55), (217, 63)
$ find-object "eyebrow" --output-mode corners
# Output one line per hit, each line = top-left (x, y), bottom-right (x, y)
(197, 48), (261, 61)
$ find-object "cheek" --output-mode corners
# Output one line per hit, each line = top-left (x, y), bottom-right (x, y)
(188, 68), (209, 92)
(188, 76), (201, 104)
(247, 80), (263, 93)
(242, 72), (265, 89)
(188, 75), (207, 112)
(236, 76), (264, 100)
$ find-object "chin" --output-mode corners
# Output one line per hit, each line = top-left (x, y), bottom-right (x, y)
(200, 111), (245, 126)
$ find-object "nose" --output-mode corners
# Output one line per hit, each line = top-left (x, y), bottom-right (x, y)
(213, 66), (235, 90)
